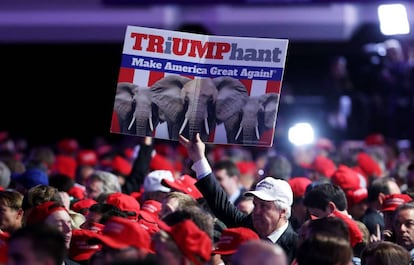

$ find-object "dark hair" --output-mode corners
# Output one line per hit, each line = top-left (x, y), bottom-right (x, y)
(9, 224), (67, 265)
(296, 234), (353, 265)
(361, 241), (411, 265)
(22, 185), (63, 211)
(306, 216), (350, 242)
(263, 154), (292, 181)
(303, 183), (347, 211)
(213, 160), (240, 177)
(367, 177), (395, 202)
(48, 174), (74, 192)
(162, 206), (215, 240)
(89, 203), (128, 224)
(0, 189), (23, 209)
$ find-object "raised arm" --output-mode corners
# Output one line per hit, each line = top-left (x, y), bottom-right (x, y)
(178, 134), (252, 228)
(122, 136), (153, 194)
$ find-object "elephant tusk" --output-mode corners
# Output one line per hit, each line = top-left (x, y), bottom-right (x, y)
(255, 126), (260, 140)
(149, 112), (154, 132)
(204, 117), (209, 135)
(179, 118), (188, 135)
(235, 126), (242, 140)
(128, 116), (136, 131)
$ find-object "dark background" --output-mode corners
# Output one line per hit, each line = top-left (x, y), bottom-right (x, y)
(0, 22), (411, 148)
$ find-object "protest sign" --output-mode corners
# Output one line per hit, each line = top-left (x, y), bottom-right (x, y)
(110, 25), (288, 147)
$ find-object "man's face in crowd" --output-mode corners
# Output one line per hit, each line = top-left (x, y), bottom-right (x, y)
(214, 169), (237, 196)
(0, 202), (23, 233)
(306, 207), (331, 219)
(86, 179), (104, 200)
(394, 208), (414, 251)
(45, 210), (72, 249)
(252, 197), (284, 237)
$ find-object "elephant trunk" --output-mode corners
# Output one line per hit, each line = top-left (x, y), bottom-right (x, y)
(180, 109), (207, 140)
(237, 115), (260, 144)
(135, 113), (153, 136)
(240, 125), (260, 144)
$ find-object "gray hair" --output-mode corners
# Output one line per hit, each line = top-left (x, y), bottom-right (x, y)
(90, 170), (121, 193)
(275, 200), (291, 220)
(0, 161), (10, 188)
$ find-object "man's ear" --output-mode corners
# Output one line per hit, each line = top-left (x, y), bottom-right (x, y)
(327, 201), (336, 214)
(17, 208), (24, 219)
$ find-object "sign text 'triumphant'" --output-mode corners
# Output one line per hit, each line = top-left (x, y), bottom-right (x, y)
(131, 33), (283, 63)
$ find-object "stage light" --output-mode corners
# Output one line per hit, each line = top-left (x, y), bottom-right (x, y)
(378, 3), (410, 35)
(288, 122), (315, 146)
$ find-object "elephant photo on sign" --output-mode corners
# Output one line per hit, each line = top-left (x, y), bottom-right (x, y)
(113, 75), (279, 145)
(178, 77), (218, 142)
(236, 93), (279, 145)
(113, 75), (218, 141)
(214, 76), (250, 144)
(113, 75), (192, 138)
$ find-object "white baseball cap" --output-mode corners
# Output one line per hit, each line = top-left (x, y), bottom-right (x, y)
(245, 177), (293, 206)
(143, 170), (174, 192)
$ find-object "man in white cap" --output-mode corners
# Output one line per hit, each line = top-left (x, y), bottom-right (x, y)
(179, 134), (297, 263)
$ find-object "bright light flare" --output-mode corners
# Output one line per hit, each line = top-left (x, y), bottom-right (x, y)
(288, 122), (315, 146)
(378, 4), (410, 35)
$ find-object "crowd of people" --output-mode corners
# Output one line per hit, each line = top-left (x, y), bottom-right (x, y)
(0, 129), (413, 265)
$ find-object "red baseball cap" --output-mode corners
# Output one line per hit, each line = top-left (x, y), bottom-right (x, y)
(52, 155), (77, 179)
(137, 200), (162, 235)
(288, 177), (312, 198)
(88, 216), (152, 252)
(364, 133), (385, 146)
(105, 192), (140, 220)
(57, 138), (79, 153)
(139, 200), (161, 223)
(346, 188), (368, 208)
(69, 229), (102, 262)
(77, 150), (98, 166)
(212, 227), (259, 255)
(355, 152), (382, 178)
(331, 165), (363, 191)
(302, 155), (336, 178)
(332, 210), (363, 247)
(149, 154), (175, 175)
(161, 174), (203, 200)
(111, 155), (132, 176)
(26, 201), (68, 226)
(236, 161), (257, 175)
(158, 219), (212, 265)
(71, 199), (97, 214)
(381, 194), (412, 212)
(68, 186), (86, 200)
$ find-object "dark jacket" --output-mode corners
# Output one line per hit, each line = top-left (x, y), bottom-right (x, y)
(122, 143), (153, 195)
(196, 173), (297, 263)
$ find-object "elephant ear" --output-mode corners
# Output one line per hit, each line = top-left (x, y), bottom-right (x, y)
(259, 93), (279, 128)
(150, 75), (192, 121)
(114, 82), (138, 120)
(213, 77), (249, 122)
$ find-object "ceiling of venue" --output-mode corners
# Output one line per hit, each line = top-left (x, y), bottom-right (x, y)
(1, 0), (413, 42)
